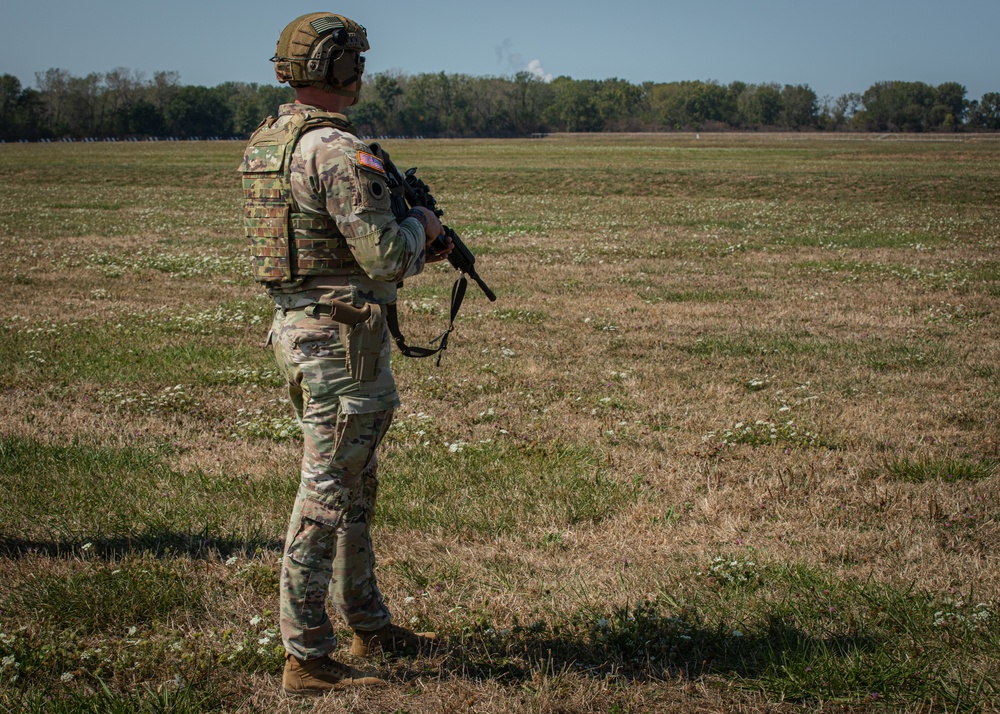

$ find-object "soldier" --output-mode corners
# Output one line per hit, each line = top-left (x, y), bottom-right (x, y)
(241, 12), (451, 695)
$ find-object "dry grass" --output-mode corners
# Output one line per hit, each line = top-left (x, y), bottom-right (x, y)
(0, 134), (998, 712)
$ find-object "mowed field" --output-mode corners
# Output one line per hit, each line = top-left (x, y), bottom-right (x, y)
(0, 133), (998, 713)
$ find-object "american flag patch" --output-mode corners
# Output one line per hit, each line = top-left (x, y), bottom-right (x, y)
(357, 151), (385, 173)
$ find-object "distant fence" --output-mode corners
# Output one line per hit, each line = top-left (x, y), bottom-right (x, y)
(1, 136), (247, 143)
(1, 134), (434, 144)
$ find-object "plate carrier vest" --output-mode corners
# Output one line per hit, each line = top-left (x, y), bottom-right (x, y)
(240, 110), (367, 284)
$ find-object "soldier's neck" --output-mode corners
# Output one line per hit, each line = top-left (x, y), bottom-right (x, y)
(294, 87), (353, 113)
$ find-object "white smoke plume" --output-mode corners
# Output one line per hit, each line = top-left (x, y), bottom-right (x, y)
(524, 59), (553, 83)
(495, 39), (553, 83)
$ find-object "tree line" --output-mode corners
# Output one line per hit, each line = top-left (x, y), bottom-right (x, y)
(2, 67), (999, 141)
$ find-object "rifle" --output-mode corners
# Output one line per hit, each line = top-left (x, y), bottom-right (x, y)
(368, 143), (496, 363)
(370, 143), (496, 302)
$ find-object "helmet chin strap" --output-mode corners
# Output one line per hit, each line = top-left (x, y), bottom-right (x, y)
(326, 77), (362, 106)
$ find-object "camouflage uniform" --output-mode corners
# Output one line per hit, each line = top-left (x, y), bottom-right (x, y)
(253, 103), (426, 660)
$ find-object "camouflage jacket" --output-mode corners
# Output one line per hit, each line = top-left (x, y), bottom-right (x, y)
(264, 103), (426, 306)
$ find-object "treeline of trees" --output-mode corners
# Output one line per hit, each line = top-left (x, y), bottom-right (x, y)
(0, 69), (294, 141)
(3, 67), (1000, 141)
(351, 74), (1000, 135)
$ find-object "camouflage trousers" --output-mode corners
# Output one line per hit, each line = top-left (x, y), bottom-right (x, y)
(270, 304), (400, 661)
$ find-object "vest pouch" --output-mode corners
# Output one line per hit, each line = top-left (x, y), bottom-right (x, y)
(242, 136), (293, 284)
(245, 199), (292, 282)
(342, 304), (385, 382)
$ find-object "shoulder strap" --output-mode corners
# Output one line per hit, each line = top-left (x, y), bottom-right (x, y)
(284, 110), (356, 154)
(386, 274), (467, 366)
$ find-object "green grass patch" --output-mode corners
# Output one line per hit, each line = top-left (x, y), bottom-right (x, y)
(6, 558), (202, 633)
(853, 338), (945, 372)
(0, 684), (225, 714)
(0, 318), (272, 387)
(379, 438), (635, 537)
(880, 455), (998, 483)
(0, 435), (292, 554)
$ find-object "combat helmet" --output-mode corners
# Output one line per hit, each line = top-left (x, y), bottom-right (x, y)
(272, 12), (369, 103)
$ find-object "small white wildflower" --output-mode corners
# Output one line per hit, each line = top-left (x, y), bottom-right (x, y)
(81, 542), (93, 552)
(249, 615), (262, 626)
(404, 596), (416, 604)
(60, 672), (75, 683)
(225, 556), (238, 566)
(732, 630), (743, 638)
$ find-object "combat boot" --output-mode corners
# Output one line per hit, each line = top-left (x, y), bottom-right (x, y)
(282, 653), (385, 694)
(351, 623), (438, 657)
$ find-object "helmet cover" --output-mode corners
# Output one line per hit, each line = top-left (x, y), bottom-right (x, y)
(272, 13), (369, 100)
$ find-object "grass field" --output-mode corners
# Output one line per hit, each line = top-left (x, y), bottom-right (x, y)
(0, 132), (998, 713)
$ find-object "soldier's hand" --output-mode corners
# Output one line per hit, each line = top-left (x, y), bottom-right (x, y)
(411, 207), (442, 242)
(426, 233), (454, 263)
(410, 207), (451, 263)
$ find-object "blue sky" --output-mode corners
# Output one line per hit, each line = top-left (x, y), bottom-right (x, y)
(2, 0), (997, 100)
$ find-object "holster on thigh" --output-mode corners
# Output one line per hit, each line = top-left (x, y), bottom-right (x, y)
(341, 303), (385, 382)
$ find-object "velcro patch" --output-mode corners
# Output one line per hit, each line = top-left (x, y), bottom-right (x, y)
(311, 16), (345, 34)
(357, 151), (385, 173)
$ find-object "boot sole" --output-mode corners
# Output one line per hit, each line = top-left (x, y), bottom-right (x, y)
(284, 681), (356, 695)
(284, 679), (383, 695)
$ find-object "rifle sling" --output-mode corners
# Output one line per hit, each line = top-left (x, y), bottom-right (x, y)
(387, 273), (467, 366)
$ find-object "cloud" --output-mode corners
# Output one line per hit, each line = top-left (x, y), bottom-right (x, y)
(495, 38), (553, 83)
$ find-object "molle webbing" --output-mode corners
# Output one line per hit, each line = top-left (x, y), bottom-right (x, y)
(241, 111), (365, 283)
(290, 216), (358, 275)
